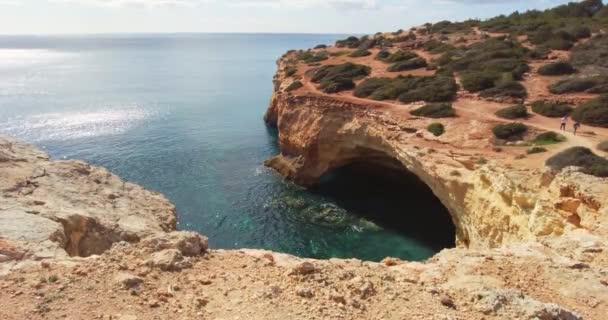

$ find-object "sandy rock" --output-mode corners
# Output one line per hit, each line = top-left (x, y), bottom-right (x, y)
(146, 249), (187, 271)
(289, 261), (316, 275)
(114, 272), (144, 289)
(141, 231), (208, 256)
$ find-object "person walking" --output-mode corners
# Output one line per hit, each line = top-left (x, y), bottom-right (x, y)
(574, 120), (581, 135)
(560, 116), (568, 131)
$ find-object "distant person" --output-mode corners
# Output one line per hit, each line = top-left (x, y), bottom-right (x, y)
(574, 121), (581, 135)
(560, 116), (568, 131)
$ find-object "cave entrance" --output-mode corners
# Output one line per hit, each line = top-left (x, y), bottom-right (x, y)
(311, 154), (456, 253)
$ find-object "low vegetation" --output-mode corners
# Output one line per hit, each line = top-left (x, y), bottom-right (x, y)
(423, 39), (455, 54)
(533, 131), (566, 145)
(309, 63), (371, 94)
(387, 58), (428, 72)
(284, 66), (297, 77)
(527, 147), (548, 154)
(296, 50), (328, 63)
(492, 122), (528, 140)
(354, 75), (458, 103)
(571, 34), (608, 70)
(335, 36), (361, 49)
(546, 146), (608, 177)
(479, 80), (527, 99)
(538, 61), (576, 76)
(479, 0), (601, 45)
(549, 76), (608, 94)
(572, 94), (608, 127)
(495, 104), (528, 119)
(376, 50), (419, 63)
(531, 100), (573, 117)
(428, 20), (478, 35)
(285, 81), (303, 92)
(411, 103), (456, 118)
(349, 49), (372, 58)
(427, 123), (445, 136)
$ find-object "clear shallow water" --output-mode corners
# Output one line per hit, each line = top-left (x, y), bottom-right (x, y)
(0, 34), (454, 261)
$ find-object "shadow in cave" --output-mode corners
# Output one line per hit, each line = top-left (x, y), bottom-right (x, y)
(310, 158), (456, 252)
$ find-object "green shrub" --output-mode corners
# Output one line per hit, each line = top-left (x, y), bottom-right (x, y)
(571, 35), (608, 69)
(284, 66), (297, 77)
(310, 63), (371, 94)
(427, 123), (445, 136)
(376, 50), (391, 61)
(597, 141), (608, 152)
(314, 44), (327, 49)
(572, 95), (608, 127)
(349, 49), (372, 58)
(461, 71), (499, 92)
(387, 58), (428, 72)
(549, 76), (608, 94)
(423, 40), (455, 54)
(527, 147), (548, 154)
(546, 147), (608, 177)
(531, 100), (573, 117)
(296, 50), (328, 63)
(285, 81), (303, 92)
(354, 75), (458, 103)
(329, 50), (351, 57)
(496, 104), (528, 119)
(335, 36), (360, 49)
(533, 131), (565, 145)
(480, 81), (527, 99)
(377, 50), (419, 63)
(320, 78), (355, 93)
(411, 103), (456, 118)
(492, 122), (528, 140)
(538, 61), (576, 75)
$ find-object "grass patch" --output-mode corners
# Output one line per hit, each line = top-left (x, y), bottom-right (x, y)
(533, 131), (566, 145)
(387, 58), (428, 72)
(285, 81), (303, 92)
(492, 122), (528, 140)
(411, 103), (456, 118)
(546, 146), (608, 177)
(427, 123), (445, 136)
(310, 63), (371, 94)
(527, 147), (548, 154)
(496, 104), (528, 119)
(531, 100), (573, 117)
(354, 75), (458, 103)
(572, 94), (608, 127)
(538, 61), (576, 76)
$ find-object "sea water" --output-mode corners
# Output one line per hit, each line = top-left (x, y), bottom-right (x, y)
(0, 34), (453, 261)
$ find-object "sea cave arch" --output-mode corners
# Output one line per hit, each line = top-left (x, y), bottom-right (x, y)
(307, 146), (459, 252)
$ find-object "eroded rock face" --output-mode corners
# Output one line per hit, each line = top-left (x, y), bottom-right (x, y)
(0, 136), (177, 273)
(264, 85), (608, 249)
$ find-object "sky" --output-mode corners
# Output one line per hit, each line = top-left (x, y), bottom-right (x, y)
(0, 0), (577, 34)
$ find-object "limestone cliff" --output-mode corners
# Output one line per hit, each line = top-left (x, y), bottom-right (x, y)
(0, 136), (177, 273)
(264, 38), (608, 251)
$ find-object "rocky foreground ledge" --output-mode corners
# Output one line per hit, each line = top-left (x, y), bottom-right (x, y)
(0, 138), (608, 319)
